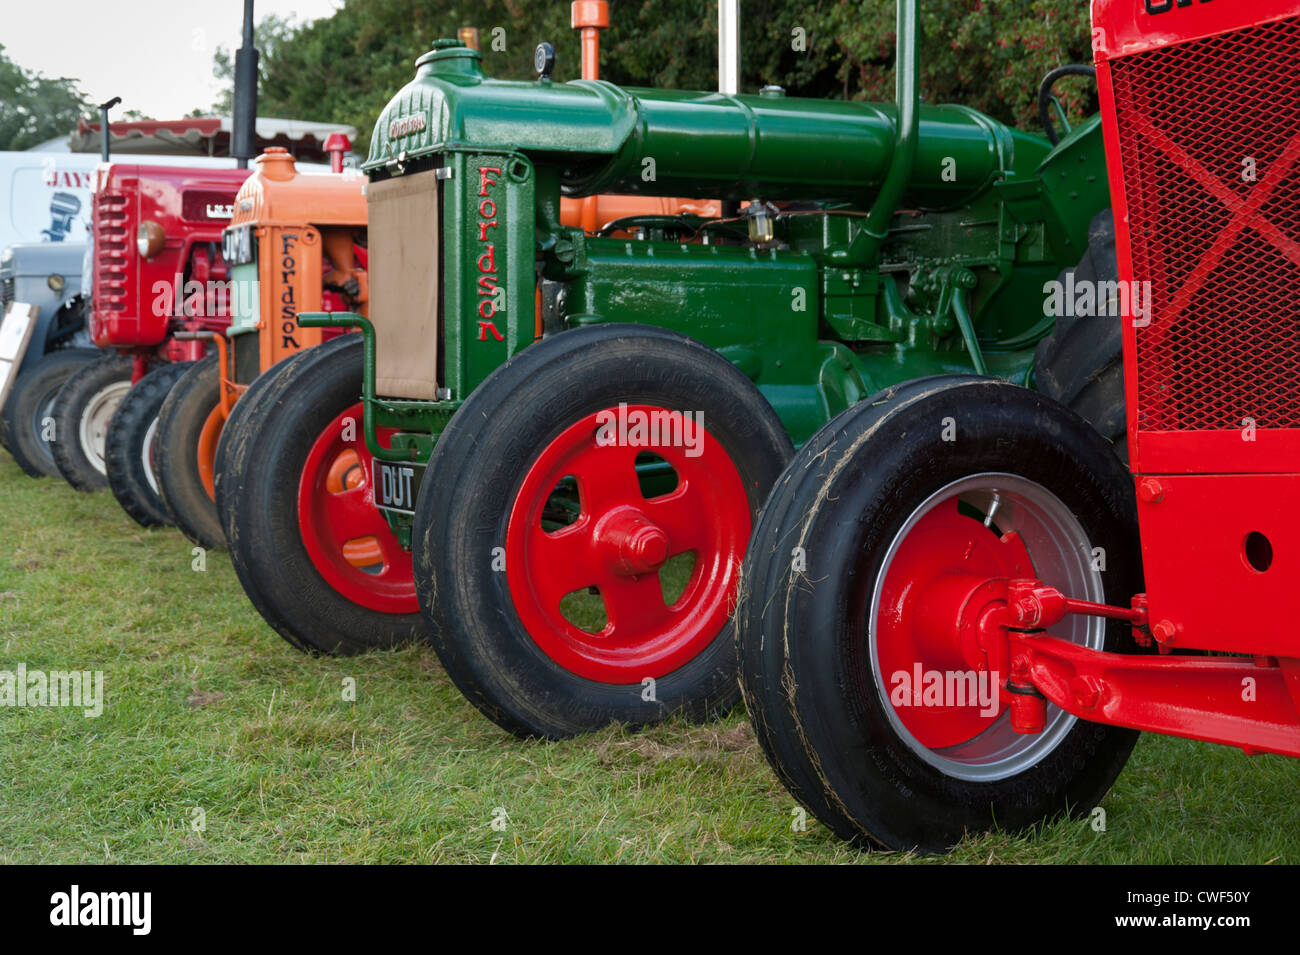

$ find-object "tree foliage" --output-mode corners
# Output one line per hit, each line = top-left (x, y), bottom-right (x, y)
(820, 0), (1096, 130)
(215, 0), (1096, 153)
(0, 44), (90, 151)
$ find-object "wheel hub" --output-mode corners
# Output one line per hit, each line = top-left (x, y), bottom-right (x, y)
(595, 506), (669, 577)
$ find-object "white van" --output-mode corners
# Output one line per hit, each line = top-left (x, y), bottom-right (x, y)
(0, 152), (101, 251)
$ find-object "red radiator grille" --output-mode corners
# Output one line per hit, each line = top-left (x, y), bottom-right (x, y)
(1110, 15), (1300, 433)
(93, 191), (129, 315)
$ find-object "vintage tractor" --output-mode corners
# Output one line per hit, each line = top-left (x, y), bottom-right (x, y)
(226, 0), (1117, 738)
(154, 145), (365, 552)
(213, 0), (720, 652)
(736, 0), (1300, 852)
(49, 160), (250, 509)
(0, 241), (95, 477)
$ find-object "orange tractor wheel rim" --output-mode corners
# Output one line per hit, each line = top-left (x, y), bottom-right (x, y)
(196, 404), (227, 501)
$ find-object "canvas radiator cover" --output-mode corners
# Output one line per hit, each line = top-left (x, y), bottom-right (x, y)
(367, 172), (439, 400)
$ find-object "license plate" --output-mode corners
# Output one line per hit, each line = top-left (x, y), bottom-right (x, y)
(372, 457), (425, 516)
(0, 302), (39, 415)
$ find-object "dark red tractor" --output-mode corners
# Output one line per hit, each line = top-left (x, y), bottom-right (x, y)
(49, 161), (249, 526)
(737, 0), (1300, 852)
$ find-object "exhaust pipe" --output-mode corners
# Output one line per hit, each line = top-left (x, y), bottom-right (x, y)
(718, 0), (740, 95)
(324, 133), (352, 174)
(231, 0), (259, 168)
(571, 1), (609, 81)
(718, 1), (741, 217)
(98, 97), (121, 162)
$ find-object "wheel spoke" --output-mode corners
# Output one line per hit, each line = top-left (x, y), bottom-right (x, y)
(569, 444), (644, 517)
(319, 481), (385, 543)
(601, 571), (672, 639)
(371, 526), (413, 578)
(522, 522), (605, 611)
(640, 485), (708, 555)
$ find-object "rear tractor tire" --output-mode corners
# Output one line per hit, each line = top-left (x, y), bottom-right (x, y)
(1033, 208), (1128, 462)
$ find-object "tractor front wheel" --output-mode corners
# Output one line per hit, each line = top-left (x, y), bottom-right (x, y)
(736, 377), (1143, 852)
(216, 334), (425, 655)
(413, 324), (793, 739)
(50, 352), (134, 491)
(0, 348), (99, 478)
(106, 361), (194, 527)
(156, 355), (226, 549)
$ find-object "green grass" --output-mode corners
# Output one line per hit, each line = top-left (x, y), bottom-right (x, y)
(1, 449), (1299, 864)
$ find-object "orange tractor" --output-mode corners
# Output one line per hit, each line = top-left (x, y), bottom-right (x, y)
(155, 145), (365, 549)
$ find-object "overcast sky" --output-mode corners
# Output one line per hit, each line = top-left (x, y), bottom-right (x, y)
(5, 0), (344, 119)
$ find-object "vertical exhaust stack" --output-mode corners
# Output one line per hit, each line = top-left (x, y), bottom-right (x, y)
(571, 1), (609, 81)
(324, 133), (352, 174)
(231, 0), (259, 169)
(718, 0), (740, 95)
(718, 0), (741, 217)
(98, 97), (121, 162)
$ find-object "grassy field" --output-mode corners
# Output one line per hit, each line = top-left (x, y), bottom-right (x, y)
(1, 449), (1298, 864)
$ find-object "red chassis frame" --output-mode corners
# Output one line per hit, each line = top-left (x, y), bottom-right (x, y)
(959, 0), (1300, 758)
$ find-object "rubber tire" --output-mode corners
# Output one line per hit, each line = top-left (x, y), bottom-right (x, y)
(217, 334), (427, 655)
(106, 361), (194, 528)
(212, 347), (316, 511)
(156, 355), (225, 549)
(1033, 209), (1128, 462)
(50, 352), (135, 492)
(736, 378), (1143, 852)
(1, 348), (99, 478)
(737, 375), (985, 844)
(413, 324), (795, 740)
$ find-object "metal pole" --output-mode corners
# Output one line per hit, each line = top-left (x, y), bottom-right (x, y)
(231, 0), (259, 168)
(718, 0), (740, 95)
(98, 97), (121, 162)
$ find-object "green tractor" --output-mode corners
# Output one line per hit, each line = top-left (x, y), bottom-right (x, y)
(217, 0), (1117, 738)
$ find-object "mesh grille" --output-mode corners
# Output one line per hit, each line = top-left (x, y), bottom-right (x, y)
(92, 191), (129, 316)
(1111, 16), (1300, 432)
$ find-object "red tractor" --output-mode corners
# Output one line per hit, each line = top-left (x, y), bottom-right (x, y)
(50, 161), (250, 517)
(737, 0), (1300, 852)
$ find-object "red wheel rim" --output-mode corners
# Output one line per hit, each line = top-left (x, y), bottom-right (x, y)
(505, 404), (751, 683)
(296, 401), (417, 614)
(875, 502), (1035, 749)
